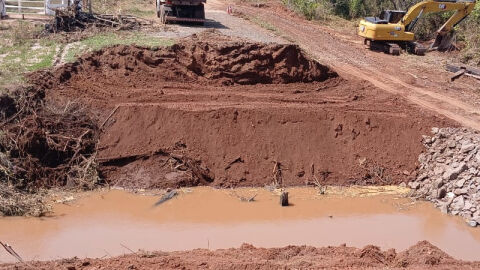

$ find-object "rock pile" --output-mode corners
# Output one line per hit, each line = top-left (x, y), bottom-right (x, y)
(409, 127), (480, 227)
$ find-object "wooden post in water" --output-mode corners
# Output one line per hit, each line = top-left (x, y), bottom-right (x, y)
(280, 191), (289, 206)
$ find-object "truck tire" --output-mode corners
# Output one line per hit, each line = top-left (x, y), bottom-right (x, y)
(194, 4), (205, 25)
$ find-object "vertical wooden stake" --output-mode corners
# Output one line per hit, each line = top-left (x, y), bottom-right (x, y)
(280, 191), (289, 206)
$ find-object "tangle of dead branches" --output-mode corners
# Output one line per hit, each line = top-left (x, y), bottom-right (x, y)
(0, 87), (99, 191)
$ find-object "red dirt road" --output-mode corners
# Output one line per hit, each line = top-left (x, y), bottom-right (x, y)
(228, 0), (480, 130)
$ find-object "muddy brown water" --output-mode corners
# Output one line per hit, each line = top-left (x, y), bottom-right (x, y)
(1, 187), (480, 263)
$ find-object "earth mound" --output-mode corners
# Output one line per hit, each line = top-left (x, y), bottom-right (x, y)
(47, 38), (336, 87)
(5, 241), (478, 269)
(26, 32), (454, 189)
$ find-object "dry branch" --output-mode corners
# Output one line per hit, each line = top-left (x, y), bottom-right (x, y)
(0, 241), (23, 262)
(0, 87), (99, 190)
(153, 190), (178, 206)
(100, 105), (120, 129)
(272, 161), (283, 188)
(230, 190), (257, 202)
(48, 5), (149, 33)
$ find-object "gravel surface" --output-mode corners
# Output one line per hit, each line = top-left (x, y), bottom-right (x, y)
(153, 9), (286, 43)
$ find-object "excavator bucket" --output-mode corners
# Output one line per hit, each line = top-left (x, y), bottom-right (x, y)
(431, 31), (456, 51)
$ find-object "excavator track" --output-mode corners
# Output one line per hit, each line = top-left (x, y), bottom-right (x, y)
(365, 39), (401, 56)
(408, 42), (427, 55)
(386, 43), (401, 55)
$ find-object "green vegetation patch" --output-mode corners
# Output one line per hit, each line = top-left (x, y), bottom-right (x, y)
(92, 0), (156, 19)
(64, 32), (174, 63)
(247, 15), (279, 33)
(0, 21), (58, 89)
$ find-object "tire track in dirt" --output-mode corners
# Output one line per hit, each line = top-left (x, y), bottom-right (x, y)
(98, 101), (410, 118)
(233, 4), (480, 130)
(337, 64), (480, 129)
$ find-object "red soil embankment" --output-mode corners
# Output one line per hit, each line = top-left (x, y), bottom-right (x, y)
(30, 31), (454, 189)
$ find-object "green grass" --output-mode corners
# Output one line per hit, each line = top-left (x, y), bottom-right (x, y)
(247, 16), (279, 34)
(63, 32), (174, 63)
(28, 40), (59, 71)
(0, 20), (59, 88)
(0, 40), (59, 88)
(124, 7), (156, 17)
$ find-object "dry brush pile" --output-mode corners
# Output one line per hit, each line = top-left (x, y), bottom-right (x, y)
(409, 127), (480, 227)
(47, 1), (152, 33)
(0, 86), (99, 216)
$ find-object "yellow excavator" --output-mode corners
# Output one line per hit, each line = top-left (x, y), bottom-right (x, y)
(357, 0), (476, 55)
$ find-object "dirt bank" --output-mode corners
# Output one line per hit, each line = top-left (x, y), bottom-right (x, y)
(3, 241), (479, 269)
(27, 31), (454, 189)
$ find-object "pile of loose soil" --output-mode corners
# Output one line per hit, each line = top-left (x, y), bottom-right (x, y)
(29, 31), (454, 189)
(409, 127), (480, 227)
(4, 241), (479, 269)
(36, 31), (335, 88)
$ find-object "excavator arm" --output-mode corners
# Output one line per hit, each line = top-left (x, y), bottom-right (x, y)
(402, 0), (475, 30)
(401, 0), (476, 49)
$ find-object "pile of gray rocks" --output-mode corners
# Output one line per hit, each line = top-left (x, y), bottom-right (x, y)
(408, 127), (480, 227)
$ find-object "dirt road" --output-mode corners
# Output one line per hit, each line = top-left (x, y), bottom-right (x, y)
(210, 0), (480, 130)
(154, 5), (285, 43)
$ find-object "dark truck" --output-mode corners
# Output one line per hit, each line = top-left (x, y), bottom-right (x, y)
(156, 0), (206, 25)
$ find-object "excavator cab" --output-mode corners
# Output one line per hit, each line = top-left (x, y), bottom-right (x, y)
(380, 10), (407, 23)
(364, 10), (406, 24)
